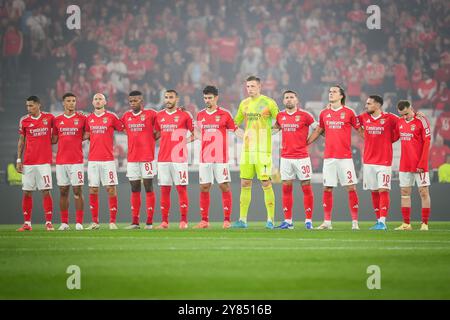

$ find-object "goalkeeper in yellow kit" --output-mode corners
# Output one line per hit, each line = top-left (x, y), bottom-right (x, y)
(232, 76), (279, 229)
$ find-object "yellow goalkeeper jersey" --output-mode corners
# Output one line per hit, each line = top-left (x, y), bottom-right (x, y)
(234, 94), (279, 154)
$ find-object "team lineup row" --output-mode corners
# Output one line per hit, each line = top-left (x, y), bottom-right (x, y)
(15, 76), (431, 232)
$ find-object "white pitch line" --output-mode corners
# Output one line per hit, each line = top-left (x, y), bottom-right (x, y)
(1, 235), (450, 245)
(0, 246), (449, 252)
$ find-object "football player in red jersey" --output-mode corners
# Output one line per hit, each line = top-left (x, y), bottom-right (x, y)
(194, 85), (237, 229)
(52, 93), (88, 231)
(357, 95), (400, 230)
(273, 90), (316, 230)
(396, 100), (432, 231)
(16, 96), (55, 231)
(85, 93), (124, 230)
(121, 91), (158, 230)
(308, 85), (361, 230)
(154, 90), (195, 229)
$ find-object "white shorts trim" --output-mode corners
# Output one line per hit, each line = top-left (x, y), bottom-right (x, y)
(126, 161), (157, 181)
(199, 163), (231, 184)
(88, 161), (118, 187)
(157, 162), (188, 186)
(399, 172), (430, 188)
(22, 164), (53, 191)
(363, 164), (392, 190)
(323, 158), (357, 187)
(56, 164), (85, 186)
(280, 157), (313, 181)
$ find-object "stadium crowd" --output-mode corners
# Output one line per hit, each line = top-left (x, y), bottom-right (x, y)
(1, 0), (449, 175)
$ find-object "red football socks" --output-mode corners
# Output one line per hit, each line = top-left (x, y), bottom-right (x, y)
(176, 185), (188, 223)
(131, 192), (141, 225)
(22, 194), (33, 223)
(160, 186), (171, 223)
(422, 207), (431, 224)
(348, 190), (359, 221)
(323, 190), (333, 221)
(89, 194), (99, 224)
(43, 194), (53, 222)
(371, 191), (380, 219)
(200, 191), (210, 222)
(302, 185), (314, 220)
(379, 191), (390, 218)
(109, 195), (118, 223)
(146, 191), (155, 225)
(401, 207), (411, 224)
(282, 184), (293, 220)
(222, 191), (232, 222)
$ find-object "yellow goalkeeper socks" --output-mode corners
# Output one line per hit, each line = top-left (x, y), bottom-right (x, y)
(263, 185), (275, 222)
(239, 186), (252, 222)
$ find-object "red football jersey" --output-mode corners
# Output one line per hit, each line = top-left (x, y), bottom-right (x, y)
(196, 107), (237, 163)
(319, 105), (360, 159)
(121, 109), (157, 162)
(18, 112), (54, 165)
(398, 114), (431, 172)
(276, 108), (315, 159)
(53, 112), (86, 164)
(358, 112), (399, 166)
(85, 111), (124, 161)
(155, 108), (194, 163)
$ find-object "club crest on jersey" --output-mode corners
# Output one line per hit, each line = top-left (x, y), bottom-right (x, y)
(140, 115), (145, 121)
(295, 115), (301, 122)
(380, 119), (385, 125)
(43, 119), (48, 125)
(74, 119), (79, 125)
(174, 116), (179, 122)
(411, 124), (415, 131)
(103, 118), (108, 124)
(215, 116), (220, 122)
(340, 112), (345, 119)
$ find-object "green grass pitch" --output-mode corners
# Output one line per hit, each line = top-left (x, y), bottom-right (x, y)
(1, 222), (450, 299)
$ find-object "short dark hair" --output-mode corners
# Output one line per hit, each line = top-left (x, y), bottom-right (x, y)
(283, 90), (298, 97)
(332, 85), (346, 105)
(62, 92), (76, 100)
(203, 85), (219, 96)
(129, 90), (142, 96)
(397, 100), (411, 111)
(165, 89), (178, 97)
(369, 95), (383, 106)
(26, 96), (40, 103)
(246, 76), (261, 83)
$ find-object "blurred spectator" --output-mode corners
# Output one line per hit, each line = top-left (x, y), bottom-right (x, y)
(364, 54), (385, 94)
(430, 135), (450, 171)
(2, 24), (22, 84)
(434, 52), (450, 84)
(26, 7), (49, 52)
(435, 104), (450, 148)
(72, 75), (91, 110)
(415, 72), (438, 109)
(433, 82), (450, 113)
(394, 54), (410, 98)
(6, 154), (22, 186)
(438, 154), (450, 183)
